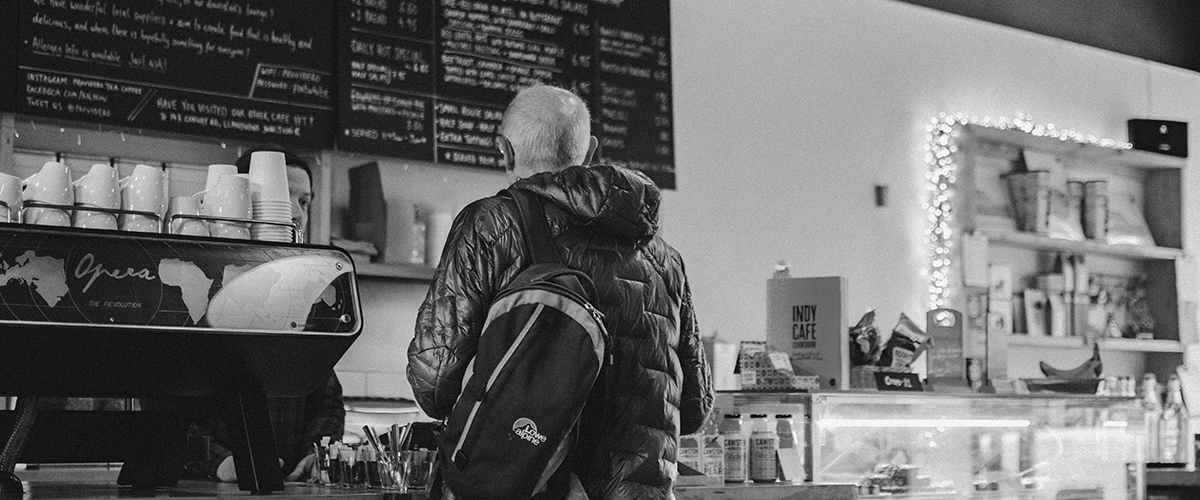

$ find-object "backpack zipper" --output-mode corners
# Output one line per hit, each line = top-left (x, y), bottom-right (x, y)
(583, 302), (605, 321)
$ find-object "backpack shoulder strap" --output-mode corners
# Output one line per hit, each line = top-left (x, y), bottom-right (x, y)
(507, 189), (560, 265)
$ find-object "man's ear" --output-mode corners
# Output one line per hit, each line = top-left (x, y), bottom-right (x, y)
(498, 136), (516, 172)
(584, 135), (598, 165)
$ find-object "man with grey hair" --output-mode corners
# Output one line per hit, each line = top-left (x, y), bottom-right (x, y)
(408, 83), (712, 499)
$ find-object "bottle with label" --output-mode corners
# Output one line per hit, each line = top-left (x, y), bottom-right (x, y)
(679, 434), (702, 473)
(775, 414), (802, 481)
(1161, 374), (1188, 464)
(748, 414), (778, 483)
(1142, 373), (1162, 462)
(720, 413), (748, 483)
(702, 434), (725, 479)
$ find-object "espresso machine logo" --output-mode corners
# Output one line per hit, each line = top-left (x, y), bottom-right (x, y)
(74, 253), (157, 294)
(66, 243), (166, 326)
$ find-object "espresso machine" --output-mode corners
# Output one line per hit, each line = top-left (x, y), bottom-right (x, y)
(0, 223), (362, 495)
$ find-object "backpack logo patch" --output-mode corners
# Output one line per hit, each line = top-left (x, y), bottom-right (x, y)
(512, 417), (547, 446)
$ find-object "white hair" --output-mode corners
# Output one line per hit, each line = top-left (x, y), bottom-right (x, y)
(500, 85), (591, 173)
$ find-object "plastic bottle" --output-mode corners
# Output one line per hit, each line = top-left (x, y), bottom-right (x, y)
(1142, 374), (1163, 462)
(775, 414), (803, 481)
(748, 414), (778, 482)
(720, 413), (748, 483)
(1161, 374), (1188, 464)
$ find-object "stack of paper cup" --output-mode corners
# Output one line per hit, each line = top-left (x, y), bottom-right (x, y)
(247, 151), (293, 242)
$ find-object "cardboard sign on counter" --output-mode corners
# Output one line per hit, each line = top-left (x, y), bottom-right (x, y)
(874, 371), (925, 391)
(766, 276), (849, 390)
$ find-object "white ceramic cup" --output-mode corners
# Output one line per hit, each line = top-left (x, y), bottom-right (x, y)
(21, 161), (73, 226)
(0, 173), (23, 223)
(248, 151), (291, 204)
(202, 164), (239, 204)
(168, 195), (209, 237)
(119, 164), (164, 233)
(73, 164), (119, 230)
(203, 173), (251, 239)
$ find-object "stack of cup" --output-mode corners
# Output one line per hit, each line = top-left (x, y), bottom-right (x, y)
(202, 167), (251, 240)
(1003, 171), (1051, 235)
(0, 172), (24, 223)
(73, 164), (120, 230)
(246, 151), (294, 242)
(168, 195), (209, 237)
(119, 164), (165, 233)
(21, 161), (74, 226)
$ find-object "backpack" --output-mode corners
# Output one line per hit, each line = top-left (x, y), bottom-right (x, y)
(438, 189), (610, 499)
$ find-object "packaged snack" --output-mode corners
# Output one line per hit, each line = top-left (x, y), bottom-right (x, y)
(877, 314), (929, 372)
(849, 310), (881, 367)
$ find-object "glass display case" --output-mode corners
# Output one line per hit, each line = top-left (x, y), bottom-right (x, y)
(715, 391), (1146, 500)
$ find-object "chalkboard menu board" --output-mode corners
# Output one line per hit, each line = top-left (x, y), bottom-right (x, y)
(12, 0), (335, 148)
(1, 4), (16, 112)
(337, 0), (675, 188)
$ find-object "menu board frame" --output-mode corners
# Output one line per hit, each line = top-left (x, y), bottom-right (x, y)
(11, 0), (337, 148)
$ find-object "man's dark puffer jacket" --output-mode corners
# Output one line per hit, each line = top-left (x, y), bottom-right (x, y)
(408, 164), (713, 499)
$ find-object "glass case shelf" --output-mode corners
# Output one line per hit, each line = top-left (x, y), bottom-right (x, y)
(716, 391), (1146, 500)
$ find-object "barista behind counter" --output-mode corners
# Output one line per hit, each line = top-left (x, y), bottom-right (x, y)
(182, 147), (345, 483)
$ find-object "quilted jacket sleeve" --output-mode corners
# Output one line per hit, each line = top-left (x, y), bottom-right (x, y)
(407, 201), (505, 420)
(677, 277), (714, 436)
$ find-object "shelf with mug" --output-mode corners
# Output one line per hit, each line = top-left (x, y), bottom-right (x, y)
(977, 228), (1184, 261)
(1007, 334), (1183, 353)
(354, 262), (436, 282)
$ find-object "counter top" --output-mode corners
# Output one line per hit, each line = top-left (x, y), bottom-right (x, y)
(675, 483), (856, 500)
(11, 466), (424, 500)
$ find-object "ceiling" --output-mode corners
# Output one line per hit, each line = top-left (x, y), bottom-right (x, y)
(896, 0), (1200, 74)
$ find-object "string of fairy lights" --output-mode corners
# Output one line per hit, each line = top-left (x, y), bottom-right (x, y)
(923, 112), (1132, 310)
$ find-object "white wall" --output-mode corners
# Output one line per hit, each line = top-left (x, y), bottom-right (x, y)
(334, 0), (1200, 398)
(665, 0), (1200, 348)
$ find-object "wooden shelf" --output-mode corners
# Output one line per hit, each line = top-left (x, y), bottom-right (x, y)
(979, 229), (1184, 261)
(962, 124), (1187, 170)
(354, 262), (436, 281)
(1007, 334), (1183, 353)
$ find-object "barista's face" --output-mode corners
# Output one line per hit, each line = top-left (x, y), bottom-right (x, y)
(287, 165), (312, 239)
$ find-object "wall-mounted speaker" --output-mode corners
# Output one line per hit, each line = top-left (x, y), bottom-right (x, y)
(1127, 119), (1187, 158)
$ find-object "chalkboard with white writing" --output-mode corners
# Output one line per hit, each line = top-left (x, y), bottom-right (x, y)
(13, 0), (335, 148)
(336, 0), (675, 188)
(1, 3), (16, 112)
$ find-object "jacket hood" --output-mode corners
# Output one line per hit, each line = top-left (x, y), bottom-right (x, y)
(511, 164), (660, 240)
